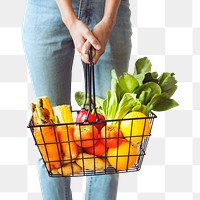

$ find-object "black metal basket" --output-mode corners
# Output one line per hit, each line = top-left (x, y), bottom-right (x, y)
(28, 111), (156, 177)
(27, 50), (157, 177)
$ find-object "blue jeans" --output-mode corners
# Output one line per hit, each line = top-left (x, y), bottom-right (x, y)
(22, 0), (132, 199)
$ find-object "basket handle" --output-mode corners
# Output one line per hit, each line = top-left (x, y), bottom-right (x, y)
(82, 50), (99, 122)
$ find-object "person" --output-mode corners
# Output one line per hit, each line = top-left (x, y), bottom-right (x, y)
(22, 0), (132, 199)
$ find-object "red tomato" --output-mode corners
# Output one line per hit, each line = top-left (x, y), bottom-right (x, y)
(73, 124), (99, 148)
(84, 139), (107, 156)
(76, 109), (105, 131)
(100, 125), (124, 148)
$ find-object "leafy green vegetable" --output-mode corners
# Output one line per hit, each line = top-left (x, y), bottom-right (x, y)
(146, 93), (179, 114)
(118, 72), (139, 94)
(102, 90), (118, 120)
(74, 57), (179, 118)
(132, 57), (179, 114)
(143, 72), (159, 84)
(75, 91), (85, 107)
(115, 93), (141, 119)
(75, 91), (104, 109)
(111, 69), (123, 101)
(134, 82), (162, 105)
(134, 57), (152, 75)
(111, 69), (139, 101)
(158, 72), (178, 97)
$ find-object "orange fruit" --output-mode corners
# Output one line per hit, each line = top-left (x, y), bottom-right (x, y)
(120, 111), (151, 143)
(107, 140), (138, 170)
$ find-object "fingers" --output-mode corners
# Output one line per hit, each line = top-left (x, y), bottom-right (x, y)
(82, 40), (92, 54)
(80, 45), (96, 64)
(80, 50), (102, 64)
(80, 40), (90, 64)
(78, 28), (102, 64)
(80, 46), (104, 64)
(92, 50), (104, 64)
(80, 52), (89, 64)
(83, 31), (101, 51)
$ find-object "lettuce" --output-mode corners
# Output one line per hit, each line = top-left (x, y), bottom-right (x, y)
(75, 57), (179, 118)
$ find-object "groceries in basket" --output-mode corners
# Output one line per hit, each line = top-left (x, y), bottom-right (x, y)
(28, 57), (179, 177)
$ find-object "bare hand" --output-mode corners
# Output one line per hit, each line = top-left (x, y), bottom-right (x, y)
(67, 19), (101, 62)
(81, 19), (114, 64)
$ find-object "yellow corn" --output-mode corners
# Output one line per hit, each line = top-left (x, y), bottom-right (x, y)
(59, 105), (73, 123)
(53, 104), (74, 128)
(57, 105), (73, 123)
(54, 105), (78, 159)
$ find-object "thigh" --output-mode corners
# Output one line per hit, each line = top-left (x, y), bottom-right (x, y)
(89, 0), (132, 98)
(22, 1), (75, 106)
(85, 174), (119, 200)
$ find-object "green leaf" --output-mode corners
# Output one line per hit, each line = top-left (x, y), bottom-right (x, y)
(111, 69), (123, 101)
(111, 69), (118, 93)
(102, 90), (118, 120)
(134, 82), (162, 105)
(137, 91), (148, 104)
(115, 93), (140, 119)
(146, 93), (179, 114)
(75, 91), (85, 107)
(111, 69), (119, 81)
(102, 90), (112, 118)
(111, 69), (139, 101)
(158, 72), (178, 96)
(108, 91), (118, 120)
(164, 85), (178, 98)
(134, 57), (152, 75)
(118, 72), (139, 93)
(75, 91), (104, 108)
(143, 72), (159, 84)
(134, 74), (145, 85)
(102, 98), (108, 118)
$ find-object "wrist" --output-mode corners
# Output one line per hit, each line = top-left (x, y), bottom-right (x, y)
(101, 15), (116, 30)
(62, 12), (78, 29)
(103, 0), (121, 29)
(55, 0), (79, 29)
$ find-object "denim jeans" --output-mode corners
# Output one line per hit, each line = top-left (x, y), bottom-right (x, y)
(22, 0), (132, 199)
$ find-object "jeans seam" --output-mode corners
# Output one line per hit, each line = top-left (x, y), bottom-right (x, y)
(87, 177), (93, 200)
(78, 0), (82, 19)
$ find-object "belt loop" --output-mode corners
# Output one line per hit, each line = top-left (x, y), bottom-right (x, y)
(78, 0), (82, 19)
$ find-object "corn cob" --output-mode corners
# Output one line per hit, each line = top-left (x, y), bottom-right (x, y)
(54, 105), (78, 159)
(54, 105), (73, 124)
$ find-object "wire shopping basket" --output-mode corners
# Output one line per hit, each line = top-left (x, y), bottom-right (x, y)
(27, 51), (157, 177)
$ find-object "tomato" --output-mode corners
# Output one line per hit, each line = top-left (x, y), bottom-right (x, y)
(84, 139), (107, 156)
(100, 125), (124, 148)
(73, 124), (99, 148)
(76, 109), (105, 131)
